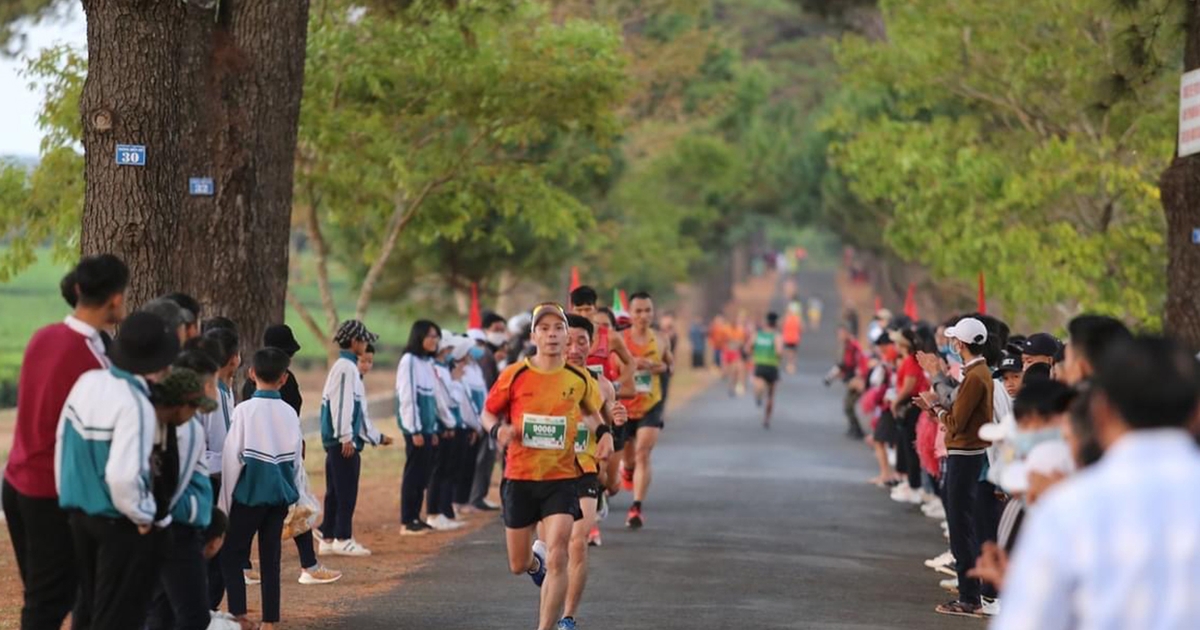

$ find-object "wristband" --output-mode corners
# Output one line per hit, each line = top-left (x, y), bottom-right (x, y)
(595, 424), (611, 439)
(489, 423), (501, 440)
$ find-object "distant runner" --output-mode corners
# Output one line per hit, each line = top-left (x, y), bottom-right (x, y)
(781, 304), (804, 374)
(752, 312), (784, 429)
(620, 292), (673, 529)
(480, 303), (612, 630)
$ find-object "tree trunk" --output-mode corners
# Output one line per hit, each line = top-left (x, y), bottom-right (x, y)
(1159, 0), (1200, 353)
(80, 0), (310, 358)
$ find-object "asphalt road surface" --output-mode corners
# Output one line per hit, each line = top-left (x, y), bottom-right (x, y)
(329, 270), (979, 629)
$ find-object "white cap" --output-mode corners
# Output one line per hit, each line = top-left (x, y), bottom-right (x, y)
(945, 317), (988, 345)
(508, 313), (532, 335)
(466, 329), (487, 343)
(979, 414), (1016, 443)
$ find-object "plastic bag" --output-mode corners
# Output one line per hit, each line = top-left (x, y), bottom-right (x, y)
(281, 464), (320, 540)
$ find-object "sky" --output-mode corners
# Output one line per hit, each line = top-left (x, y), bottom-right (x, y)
(0, 8), (86, 158)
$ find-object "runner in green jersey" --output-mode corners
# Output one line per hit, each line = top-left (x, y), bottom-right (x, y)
(752, 312), (784, 429)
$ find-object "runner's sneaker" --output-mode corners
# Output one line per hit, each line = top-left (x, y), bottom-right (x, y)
(243, 569), (261, 585)
(557, 617), (578, 630)
(298, 564), (343, 585)
(620, 466), (634, 492)
(402, 521), (431, 536)
(626, 504), (643, 529)
(587, 526), (602, 547)
(330, 538), (372, 557)
(529, 540), (548, 587)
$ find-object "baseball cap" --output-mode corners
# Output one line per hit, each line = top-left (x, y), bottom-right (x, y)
(992, 353), (1022, 379)
(531, 302), (569, 330)
(466, 329), (487, 344)
(944, 317), (988, 345)
(151, 368), (218, 413)
(1023, 333), (1060, 358)
(333, 319), (378, 345)
(263, 324), (302, 356)
(110, 311), (181, 375)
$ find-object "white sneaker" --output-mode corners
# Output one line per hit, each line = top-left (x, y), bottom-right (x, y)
(923, 502), (947, 520)
(981, 598), (1001, 616)
(940, 577), (959, 592)
(317, 538), (336, 556)
(428, 515), (465, 531)
(482, 499), (502, 510)
(924, 550), (954, 570)
(890, 485), (922, 505)
(330, 538), (372, 557)
(298, 564), (343, 584)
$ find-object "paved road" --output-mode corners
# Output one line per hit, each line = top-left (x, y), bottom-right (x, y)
(329, 270), (979, 629)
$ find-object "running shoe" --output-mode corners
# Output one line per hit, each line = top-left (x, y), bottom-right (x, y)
(587, 526), (602, 547)
(330, 538), (372, 557)
(556, 618), (578, 630)
(428, 515), (466, 531)
(620, 466), (634, 492)
(530, 540), (548, 587)
(298, 564), (343, 585)
(626, 505), (643, 530)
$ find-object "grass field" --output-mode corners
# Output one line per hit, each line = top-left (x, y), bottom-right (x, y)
(0, 250), (471, 404)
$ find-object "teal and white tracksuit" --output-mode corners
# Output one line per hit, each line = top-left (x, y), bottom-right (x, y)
(219, 391), (304, 514)
(320, 351), (383, 452)
(200, 380), (235, 478)
(55, 367), (158, 526)
(171, 417), (214, 528)
(395, 354), (453, 437)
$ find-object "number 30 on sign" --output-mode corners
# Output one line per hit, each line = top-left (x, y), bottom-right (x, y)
(115, 144), (146, 166)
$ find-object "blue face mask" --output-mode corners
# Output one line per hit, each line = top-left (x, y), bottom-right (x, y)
(469, 346), (485, 361)
(1011, 426), (1063, 458)
(941, 344), (963, 365)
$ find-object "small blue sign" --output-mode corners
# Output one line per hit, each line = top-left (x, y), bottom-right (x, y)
(115, 144), (146, 166)
(1193, 228), (1200, 245)
(189, 177), (215, 196)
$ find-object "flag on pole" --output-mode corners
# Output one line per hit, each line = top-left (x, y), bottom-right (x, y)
(468, 282), (482, 330)
(977, 272), (987, 314)
(873, 296), (882, 313)
(619, 290), (629, 311)
(568, 267), (581, 307)
(903, 283), (918, 321)
(612, 287), (627, 314)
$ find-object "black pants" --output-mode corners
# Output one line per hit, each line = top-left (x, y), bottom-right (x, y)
(454, 433), (479, 505)
(427, 431), (462, 519)
(319, 446), (361, 541)
(842, 388), (864, 437)
(945, 453), (986, 605)
(975, 479), (1003, 600)
(895, 405), (923, 490)
(69, 511), (166, 630)
(146, 523), (210, 630)
(401, 435), (436, 524)
(221, 502), (286, 623)
(468, 434), (497, 507)
(207, 475), (225, 609)
(2, 480), (77, 630)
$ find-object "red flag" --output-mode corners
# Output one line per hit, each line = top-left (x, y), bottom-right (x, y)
(619, 290), (629, 311)
(977, 272), (987, 314)
(873, 296), (882, 313)
(468, 282), (482, 329)
(568, 267), (581, 306)
(903, 283), (918, 320)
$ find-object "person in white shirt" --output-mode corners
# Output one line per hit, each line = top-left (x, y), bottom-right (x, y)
(993, 335), (1200, 630)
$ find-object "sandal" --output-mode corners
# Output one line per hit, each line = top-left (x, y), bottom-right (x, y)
(935, 600), (982, 618)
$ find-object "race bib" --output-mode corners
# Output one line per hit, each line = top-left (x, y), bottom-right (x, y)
(573, 421), (589, 453)
(522, 414), (567, 450)
(634, 371), (653, 394)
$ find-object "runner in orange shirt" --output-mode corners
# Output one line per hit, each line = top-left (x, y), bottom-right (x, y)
(782, 303), (804, 374)
(481, 303), (612, 630)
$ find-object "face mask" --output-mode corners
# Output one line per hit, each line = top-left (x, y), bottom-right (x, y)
(941, 343), (963, 365)
(486, 331), (508, 347)
(1011, 426), (1063, 458)
(469, 346), (485, 360)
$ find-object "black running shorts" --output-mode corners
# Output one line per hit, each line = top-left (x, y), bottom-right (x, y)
(754, 365), (780, 384)
(576, 473), (601, 500)
(626, 401), (665, 432)
(501, 478), (582, 529)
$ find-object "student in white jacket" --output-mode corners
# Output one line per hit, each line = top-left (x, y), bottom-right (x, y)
(396, 320), (455, 535)
(55, 311), (180, 630)
(219, 349), (305, 630)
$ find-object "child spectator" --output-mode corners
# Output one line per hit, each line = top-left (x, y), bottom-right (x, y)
(219, 348), (305, 630)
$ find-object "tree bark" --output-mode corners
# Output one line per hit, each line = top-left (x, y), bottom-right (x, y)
(1159, 0), (1200, 353)
(80, 0), (310, 358)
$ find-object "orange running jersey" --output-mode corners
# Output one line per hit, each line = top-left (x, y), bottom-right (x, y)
(782, 313), (803, 344)
(623, 329), (663, 419)
(486, 359), (602, 481)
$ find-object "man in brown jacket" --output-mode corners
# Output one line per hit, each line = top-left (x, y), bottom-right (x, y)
(918, 316), (993, 618)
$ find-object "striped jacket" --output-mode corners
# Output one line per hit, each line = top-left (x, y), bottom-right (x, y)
(395, 354), (453, 436)
(219, 391), (303, 512)
(320, 351), (382, 451)
(171, 417), (213, 528)
(464, 363), (488, 415)
(199, 380), (235, 476)
(55, 367), (157, 526)
(434, 364), (463, 430)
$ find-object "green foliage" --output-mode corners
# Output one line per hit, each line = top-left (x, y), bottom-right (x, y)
(0, 44), (84, 280)
(823, 0), (1176, 326)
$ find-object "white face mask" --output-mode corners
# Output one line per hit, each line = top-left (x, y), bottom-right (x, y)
(486, 331), (508, 347)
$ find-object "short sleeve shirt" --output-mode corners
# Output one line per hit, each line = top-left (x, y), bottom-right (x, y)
(896, 355), (930, 395)
(486, 359), (602, 481)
